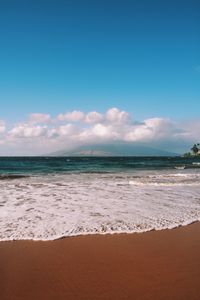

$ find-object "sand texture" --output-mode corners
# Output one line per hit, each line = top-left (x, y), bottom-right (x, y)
(1, 222), (200, 300)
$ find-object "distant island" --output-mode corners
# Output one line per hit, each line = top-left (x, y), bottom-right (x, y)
(48, 143), (178, 157)
(184, 143), (200, 157)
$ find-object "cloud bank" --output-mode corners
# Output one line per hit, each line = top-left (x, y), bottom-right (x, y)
(0, 108), (199, 155)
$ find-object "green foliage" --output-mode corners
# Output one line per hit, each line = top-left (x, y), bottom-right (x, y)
(183, 152), (191, 157)
(184, 143), (200, 157)
(191, 144), (199, 155)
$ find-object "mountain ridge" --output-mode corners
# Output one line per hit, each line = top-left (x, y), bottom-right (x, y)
(48, 143), (178, 157)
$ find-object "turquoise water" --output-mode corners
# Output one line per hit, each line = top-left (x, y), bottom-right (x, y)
(0, 156), (200, 241)
(0, 156), (199, 176)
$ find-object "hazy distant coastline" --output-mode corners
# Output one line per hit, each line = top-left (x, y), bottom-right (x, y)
(48, 143), (178, 157)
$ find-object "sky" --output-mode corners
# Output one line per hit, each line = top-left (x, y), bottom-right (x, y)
(0, 0), (199, 155)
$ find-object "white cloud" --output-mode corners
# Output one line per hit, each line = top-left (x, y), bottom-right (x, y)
(180, 120), (200, 141)
(48, 124), (77, 138)
(124, 124), (154, 142)
(85, 111), (103, 124)
(0, 120), (6, 133)
(57, 110), (85, 122)
(1, 107), (200, 155)
(106, 107), (130, 124)
(92, 123), (115, 139)
(143, 118), (174, 139)
(29, 113), (51, 124)
(9, 124), (47, 138)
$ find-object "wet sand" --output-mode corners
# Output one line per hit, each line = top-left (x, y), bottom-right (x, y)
(0, 222), (200, 300)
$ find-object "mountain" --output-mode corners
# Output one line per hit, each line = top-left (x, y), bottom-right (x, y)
(49, 143), (178, 157)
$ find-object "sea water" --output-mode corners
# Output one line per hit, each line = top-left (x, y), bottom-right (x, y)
(0, 156), (200, 241)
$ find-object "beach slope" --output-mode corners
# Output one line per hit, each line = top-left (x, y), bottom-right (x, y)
(1, 223), (200, 300)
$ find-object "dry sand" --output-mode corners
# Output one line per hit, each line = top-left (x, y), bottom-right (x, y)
(1, 222), (200, 300)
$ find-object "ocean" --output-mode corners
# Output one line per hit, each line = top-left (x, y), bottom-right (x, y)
(0, 156), (200, 241)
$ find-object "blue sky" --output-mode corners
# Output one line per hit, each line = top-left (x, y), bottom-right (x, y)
(0, 0), (199, 154)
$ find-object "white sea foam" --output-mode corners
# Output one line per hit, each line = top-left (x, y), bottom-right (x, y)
(0, 170), (200, 241)
(193, 162), (200, 166)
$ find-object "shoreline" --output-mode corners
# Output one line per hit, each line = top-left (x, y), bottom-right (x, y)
(0, 219), (200, 243)
(1, 222), (200, 300)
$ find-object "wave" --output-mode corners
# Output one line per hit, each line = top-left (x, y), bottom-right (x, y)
(192, 162), (200, 166)
(0, 174), (29, 180)
(0, 219), (199, 242)
(0, 169), (200, 241)
(128, 180), (200, 186)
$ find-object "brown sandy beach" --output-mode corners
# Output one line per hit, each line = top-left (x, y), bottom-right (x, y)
(0, 222), (200, 300)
